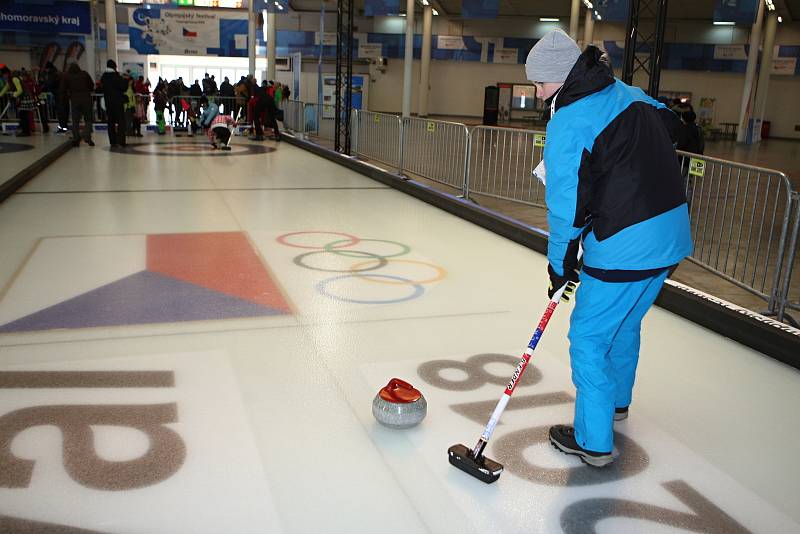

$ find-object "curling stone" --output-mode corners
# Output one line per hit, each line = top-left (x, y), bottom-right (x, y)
(372, 378), (427, 429)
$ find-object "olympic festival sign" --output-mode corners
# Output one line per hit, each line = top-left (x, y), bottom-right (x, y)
(128, 6), (248, 56)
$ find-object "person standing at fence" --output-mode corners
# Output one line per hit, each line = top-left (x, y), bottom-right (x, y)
(16, 70), (36, 136)
(220, 76), (234, 115)
(250, 80), (267, 141)
(124, 78), (142, 138)
(524, 29), (692, 467)
(234, 77), (248, 121)
(100, 60), (128, 147)
(153, 82), (168, 135)
(60, 61), (95, 147)
(39, 62), (62, 134)
(0, 67), (30, 136)
(44, 62), (69, 133)
(264, 85), (282, 142)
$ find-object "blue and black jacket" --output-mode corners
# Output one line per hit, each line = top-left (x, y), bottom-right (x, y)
(543, 46), (693, 282)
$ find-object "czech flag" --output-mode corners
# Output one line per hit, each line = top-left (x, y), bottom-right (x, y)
(183, 28), (198, 37)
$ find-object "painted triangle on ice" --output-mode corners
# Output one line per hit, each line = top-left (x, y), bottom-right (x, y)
(0, 271), (288, 333)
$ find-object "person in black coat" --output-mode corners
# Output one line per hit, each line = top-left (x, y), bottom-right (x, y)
(100, 60), (128, 147)
(676, 110), (704, 155)
(219, 76), (234, 115)
(60, 61), (95, 146)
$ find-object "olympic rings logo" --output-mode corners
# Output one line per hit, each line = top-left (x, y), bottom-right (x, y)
(276, 231), (447, 305)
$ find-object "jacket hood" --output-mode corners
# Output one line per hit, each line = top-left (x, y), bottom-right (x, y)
(549, 46), (615, 113)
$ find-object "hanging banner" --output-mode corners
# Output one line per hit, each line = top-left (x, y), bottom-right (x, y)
(772, 58), (797, 75)
(436, 35), (466, 50)
(713, 0), (758, 23)
(358, 43), (383, 59)
(291, 51), (301, 99)
(493, 48), (518, 64)
(315, 32), (337, 46)
(0, 1), (91, 34)
(364, 0), (400, 16)
(461, 0), (499, 19)
(713, 44), (747, 60)
(128, 7), (248, 56)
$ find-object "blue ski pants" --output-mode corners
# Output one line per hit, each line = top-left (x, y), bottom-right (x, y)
(568, 269), (669, 453)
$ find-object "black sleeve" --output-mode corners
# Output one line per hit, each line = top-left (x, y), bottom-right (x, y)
(656, 107), (682, 145)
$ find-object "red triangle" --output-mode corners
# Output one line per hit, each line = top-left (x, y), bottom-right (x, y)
(146, 232), (291, 313)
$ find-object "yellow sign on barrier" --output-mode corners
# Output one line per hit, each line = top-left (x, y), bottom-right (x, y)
(689, 158), (706, 177)
(427, 121), (436, 133)
(374, 115), (381, 123)
(534, 133), (546, 147)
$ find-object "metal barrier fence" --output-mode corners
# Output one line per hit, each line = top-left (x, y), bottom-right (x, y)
(400, 117), (469, 190)
(464, 126), (546, 207)
(778, 193), (800, 321)
(353, 109), (402, 170)
(302, 103), (336, 142)
(283, 100), (304, 134)
(676, 151), (794, 316)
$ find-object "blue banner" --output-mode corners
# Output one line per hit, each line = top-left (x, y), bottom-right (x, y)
(461, 0), (499, 19)
(0, 0), (91, 34)
(714, 0), (758, 23)
(364, 0), (399, 16)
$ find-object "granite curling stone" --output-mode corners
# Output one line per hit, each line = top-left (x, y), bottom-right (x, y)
(372, 378), (427, 429)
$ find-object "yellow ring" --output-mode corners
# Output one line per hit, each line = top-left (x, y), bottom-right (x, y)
(348, 259), (447, 285)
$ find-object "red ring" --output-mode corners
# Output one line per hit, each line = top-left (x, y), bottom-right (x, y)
(276, 231), (361, 250)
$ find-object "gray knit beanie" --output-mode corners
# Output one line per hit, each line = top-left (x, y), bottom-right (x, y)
(525, 29), (581, 83)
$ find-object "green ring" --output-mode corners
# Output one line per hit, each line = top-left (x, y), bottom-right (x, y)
(323, 238), (411, 259)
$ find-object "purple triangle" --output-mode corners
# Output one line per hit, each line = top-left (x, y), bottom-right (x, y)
(0, 271), (288, 333)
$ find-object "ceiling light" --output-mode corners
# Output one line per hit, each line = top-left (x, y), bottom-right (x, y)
(540, 17), (560, 22)
(777, 15), (782, 22)
(399, 13), (406, 16)
(583, 0), (593, 8)
(765, 0), (775, 11)
(421, 0), (429, 5)
(713, 21), (735, 25)
(432, 8), (438, 15)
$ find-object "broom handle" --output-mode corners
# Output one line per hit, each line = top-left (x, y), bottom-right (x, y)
(470, 279), (571, 460)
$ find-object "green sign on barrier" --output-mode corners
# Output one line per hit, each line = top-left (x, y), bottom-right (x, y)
(534, 133), (546, 148)
(689, 158), (706, 177)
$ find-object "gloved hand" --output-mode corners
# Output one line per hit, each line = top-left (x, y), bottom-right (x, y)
(547, 264), (579, 302)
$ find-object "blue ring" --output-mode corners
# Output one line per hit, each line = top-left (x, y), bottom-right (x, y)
(316, 274), (425, 304)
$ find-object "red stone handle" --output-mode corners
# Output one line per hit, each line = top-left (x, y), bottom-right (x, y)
(379, 378), (421, 403)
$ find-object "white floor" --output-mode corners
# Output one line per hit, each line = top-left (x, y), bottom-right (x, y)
(0, 135), (798, 533)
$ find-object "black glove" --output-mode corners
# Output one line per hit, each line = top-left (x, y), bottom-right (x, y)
(547, 264), (579, 302)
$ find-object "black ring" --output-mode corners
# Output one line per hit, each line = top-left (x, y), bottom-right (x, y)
(293, 250), (388, 273)
(107, 141), (274, 157)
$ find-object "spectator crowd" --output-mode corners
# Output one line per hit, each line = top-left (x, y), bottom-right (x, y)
(0, 59), (292, 147)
